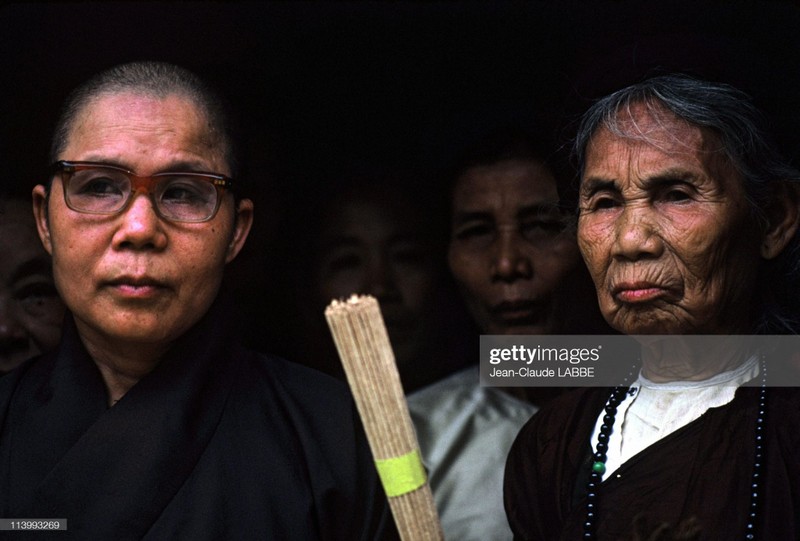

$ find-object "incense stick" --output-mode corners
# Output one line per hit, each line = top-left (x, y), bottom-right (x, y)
(325, 295), (444, 541)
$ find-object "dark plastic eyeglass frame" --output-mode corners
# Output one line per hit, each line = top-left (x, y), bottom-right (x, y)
(51, 160), (235, 223)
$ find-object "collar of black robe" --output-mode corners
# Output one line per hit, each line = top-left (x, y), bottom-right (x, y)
(1, 293), (242, 538)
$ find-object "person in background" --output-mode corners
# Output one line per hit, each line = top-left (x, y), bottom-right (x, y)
(0, 60), (394, 539)
(415, 127), (607, 540)
(448, 127), (608, 339)
(299, 171), (466, 391)
(0, 194), (65, 373)
(287, 164), (531, 540)
(447, 127), (613, 411)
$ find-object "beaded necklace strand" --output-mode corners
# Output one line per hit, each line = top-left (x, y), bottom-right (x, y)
(582, 359), (767, 540)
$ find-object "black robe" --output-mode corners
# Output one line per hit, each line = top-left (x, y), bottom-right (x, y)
(504, 386), (800, 540)
(0, 298), (394, 540)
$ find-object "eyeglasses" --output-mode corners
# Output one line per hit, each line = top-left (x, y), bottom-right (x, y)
(51, 161), (235, 223)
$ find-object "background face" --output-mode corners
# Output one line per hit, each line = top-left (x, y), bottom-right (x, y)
(577, 105), (761, 334)
(448, 159), (580, 334)
(0, 199), (65, 371)
(315, 194), (438, 369)
(41, 92), (245, 352)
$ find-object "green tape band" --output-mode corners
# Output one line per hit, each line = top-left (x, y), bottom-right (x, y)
(375, 449), (427, 497)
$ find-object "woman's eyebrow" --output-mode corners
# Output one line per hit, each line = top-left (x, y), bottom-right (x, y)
(639, 170), (696, 190)
(581, 169), (697, 195)
(70, 157), (214, 174)
(580, 178), (617, 197)
(155, 160), (216, 173)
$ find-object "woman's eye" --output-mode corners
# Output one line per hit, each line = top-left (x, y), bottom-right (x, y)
(15, 282), (61, 314)
(16, 282), (58, 302)
(81, 178), (122, 196)
(162, 182), (206, 203)
(583, 196), (619, 212)
(326, 253), (362, 273)
(662, 189), (692, 203)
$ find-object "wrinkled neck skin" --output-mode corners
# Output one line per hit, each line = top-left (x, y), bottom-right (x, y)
(637, 334), (759, 383)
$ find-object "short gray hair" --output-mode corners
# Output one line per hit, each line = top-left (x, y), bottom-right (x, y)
(49, 61), (240, 178)
(574, 74), (800, 333)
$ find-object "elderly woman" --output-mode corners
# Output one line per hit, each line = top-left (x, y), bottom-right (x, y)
(504, 75), (800, 540)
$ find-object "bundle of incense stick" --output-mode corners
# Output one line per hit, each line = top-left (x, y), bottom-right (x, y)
(325, 295), (444, 541)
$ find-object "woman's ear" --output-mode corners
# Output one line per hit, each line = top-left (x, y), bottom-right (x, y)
(226, 198), (254, 263)
(761, 181), (800, 260)
(32, 184), (53, 255)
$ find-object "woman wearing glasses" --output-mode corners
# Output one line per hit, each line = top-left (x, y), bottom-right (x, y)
(0, 61), (395, 540)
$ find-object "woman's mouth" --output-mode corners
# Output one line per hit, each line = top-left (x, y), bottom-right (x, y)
(491, 300), (547, 325)
(105, 276), (169, 299)
(612, 282), (671, 304)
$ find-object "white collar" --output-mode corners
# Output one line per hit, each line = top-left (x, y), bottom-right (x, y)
(634, 353), (761, 392)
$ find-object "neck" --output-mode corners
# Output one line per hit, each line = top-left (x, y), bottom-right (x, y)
(76, 325), (169, 407)
(637, 335), (757, 383)
(94, 359), (156, 406)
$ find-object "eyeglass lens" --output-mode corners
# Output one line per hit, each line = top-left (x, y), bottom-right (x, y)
(65, 166), (219, 222)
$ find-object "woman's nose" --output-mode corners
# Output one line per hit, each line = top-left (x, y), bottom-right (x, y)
(111, 193), (168, 251)
(491, 230), (533, 282)
(611, 204), (663, 261)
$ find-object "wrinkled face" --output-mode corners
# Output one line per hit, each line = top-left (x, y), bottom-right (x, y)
(33, 92), (252, 354)
(316, 196), (437, 367)
(578, 104), (761, 334)
(448, 159), (580, 334)
(0, 199), (65, 371)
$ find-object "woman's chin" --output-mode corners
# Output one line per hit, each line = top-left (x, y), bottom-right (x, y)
(611, 313), (690, 336)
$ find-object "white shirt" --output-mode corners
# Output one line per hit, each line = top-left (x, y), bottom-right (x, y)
(591, 355), (761, 480)
(407, 367), (537, 541)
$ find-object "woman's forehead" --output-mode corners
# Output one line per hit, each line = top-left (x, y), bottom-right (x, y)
(584, 107), (734, 181)
(597, 102), (709, 150)
(454, 160), (558, 203)
(63, 92), (228, 175)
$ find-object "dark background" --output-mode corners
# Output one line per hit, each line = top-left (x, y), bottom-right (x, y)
(4, 2), (800, 185)
(3, 1), (800, 358)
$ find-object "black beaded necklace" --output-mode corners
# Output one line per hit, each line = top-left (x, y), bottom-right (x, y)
(582, 359), (767, 540)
